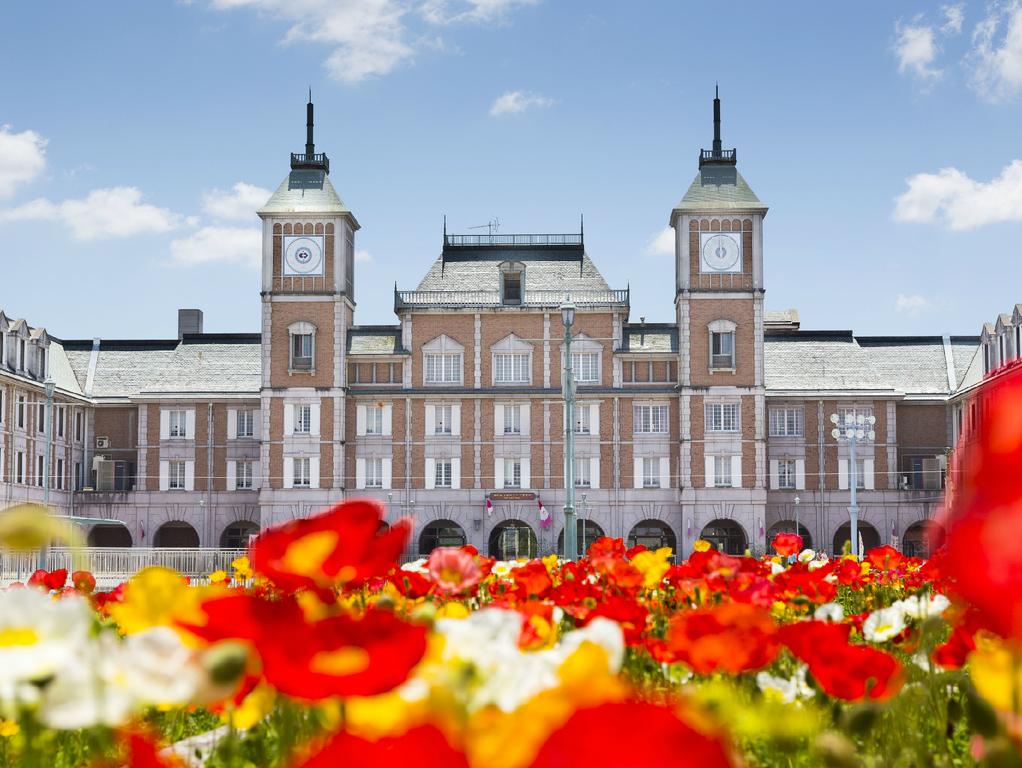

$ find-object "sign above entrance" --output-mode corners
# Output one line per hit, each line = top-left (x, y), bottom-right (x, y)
(489, 491), (536, 501)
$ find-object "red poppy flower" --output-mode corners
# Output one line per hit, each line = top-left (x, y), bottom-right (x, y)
(427, 547), (483, 596)
(587, 536), (626, 561)
(28, 568), (68, 591)
(72, 570), (97, 594)
(251, 500), (409, 594)
(291, 725), (468, 768)
(584, 594), (649, 646)
(529, 701), (733, 768)
(771, 532), (803, 558)
(121, 731), (184, 768)
(661, 602), (779, 674)
(512, 561), (553, 599)
(389, 569), (433, 599)
(780, 621), (904, 701)
(865, 545), (906, 572)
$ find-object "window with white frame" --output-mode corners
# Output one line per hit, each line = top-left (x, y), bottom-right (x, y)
(434, 459), (453, 488)
(574, 457), (591, 487)
(642, 457), (661, 488)
(634, 404), (669, 433)
(571, 352), (600, 383)
(423, 335), (464, 385)
(236, 460), (253, 490)
(837, 406), (874, 426)
(37, 403), (45, 434)
(15, 451), (25, 484)
(74, 411), (82, 441)
(55, 458), (64, 490)
(503, 458), (522, 488)
(769, 407), (804, 437)
(364, 405), (384, 435)
(503, 404), (522, 434)
(705, 402), (739, 432)
(494, 352), (530, 384)
(708, 320), (737, 370)
(434, 404), (453, 434)
(168, 410), (188, 438)
(713, 456), (733, 488)
(293, 457), (312, 488)
(777, 458), (796, 489)
(56, 406), (65, 438)
(168, 460), (186, 490)
(575, 405), (591, 434)
(845, 458), (866, 489)
(365, 458), (383, 488)
(500, 262), (524, 305)
(289, 322), (316, 372)
(16, 394), (25, 429)
(236, 410), (255, 438)
(294, 404), (313, 434)
(36, 455), (44, 487)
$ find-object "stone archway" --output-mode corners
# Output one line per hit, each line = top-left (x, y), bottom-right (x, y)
(832, 522), (881, 556)
(154, 521), (200, 548)
(219, 520), (259, 549)
(903, 520), (945, 558)
(627, 520), (678, 553)
(767, 521), (813, 550)
(488, 520), (538, 560)
(87, 525), (132, 547)
(418, 519), (468, 556)
(700, 519), (748, 555)
(557, 520), (605, 558)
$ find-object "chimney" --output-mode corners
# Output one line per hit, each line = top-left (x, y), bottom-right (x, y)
(177, 309), (203, 339)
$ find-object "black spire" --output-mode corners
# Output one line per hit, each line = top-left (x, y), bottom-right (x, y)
(291, 91), (330, 174)
(699, 85), (736, 169)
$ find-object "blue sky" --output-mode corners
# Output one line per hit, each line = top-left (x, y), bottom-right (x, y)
(2, 0), (1022, 339)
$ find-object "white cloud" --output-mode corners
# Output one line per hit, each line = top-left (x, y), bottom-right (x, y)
(169, 226), (262, 267)
(893, 159), (1022, 229)
(0, 187), (183, 240)
(894, 22), (942, 80)
(643, 226), (674, 257)
(489, 90), (554, 117)
(420, 0), (538, 25)
(354, 248), (373, 262)
(969, 2), (1022, 101)
(895, 294), (931, 315)
(942, 3), (965, 34)
(0, 125), (47, 198)
(202, 182), (271, 220)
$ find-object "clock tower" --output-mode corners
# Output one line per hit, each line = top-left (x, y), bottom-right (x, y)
(671, 88), (768, 554)
(257, 96), (359, 525)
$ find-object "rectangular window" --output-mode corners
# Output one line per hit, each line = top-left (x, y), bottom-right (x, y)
(502, 272), (522, 304)
(293, 457), (312, 488)
(291, 333), (313, 371)
(711, 331), (735, 369)
(503, 404), (522, 435)
(434, 404), (452, 434)
(837, 407), (874, 426)
(713, 456), (733, 488)
(777, 459), (796, 489)
(494, 353), (530, 384)
(846, 458), (866, 490)
(74, 411), (83, 441)
(571, 352), (600, 383)
(236, 460), (253, 490)
(236, 410), (255, 438)
(36, 455), (44, 487)
(74, 461), (81, 491)
(574, 457), (591, 487)
(705, 403), (740, 432)
(425, 353), (461, 384)
(634, 404), (669, 433)
(574, 405), (591, 434)
(56, 406), (65, 438)
(365, 405), (384, 435)
(642, 457), (661, 488)
(365, 458), (383, 488)
(37, 403), (45, 433)
(55, 458), (64, 490)
(435, 459), (453, 488)
(16, 394), (26, 429)
(15, 451), (25, 484)
(294, 405), (312, 434)
(168, 410), (187, 438)
(769, 407), (804, 437)
(168, 460), (186, 490)
(0, 389), (4, 423)
(503, 458), (522, 488)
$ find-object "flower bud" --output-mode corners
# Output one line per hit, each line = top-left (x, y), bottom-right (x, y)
(202, 641), (250, 686)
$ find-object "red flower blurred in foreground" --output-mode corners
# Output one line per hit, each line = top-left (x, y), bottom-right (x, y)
(28, 568), (68, 591)
(427, 547), (483, 596)
(291, 725), (469, 768)
(121, 731), (184, 768)
(657, 602), (779, 674)
(72, 570), (97, 594)
(945, 365), (1022, 638)
(251, 500), (409, 594)
(771, 532), (803, 558)
(529, 701), (733, 768)
(781, 621), (904, 701)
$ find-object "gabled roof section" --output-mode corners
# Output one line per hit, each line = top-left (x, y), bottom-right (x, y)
(671, 167), (767, 220)
(621, 324), (678, 354)
(347, 326), (406, 355)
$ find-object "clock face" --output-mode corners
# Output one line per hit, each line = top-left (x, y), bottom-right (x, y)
(700, 232), (742, 273)
(283, 235), (325, 276)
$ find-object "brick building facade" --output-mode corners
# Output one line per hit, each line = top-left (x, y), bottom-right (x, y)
(0, 96), (986, 558)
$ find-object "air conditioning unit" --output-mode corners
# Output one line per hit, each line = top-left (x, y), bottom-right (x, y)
(92, 455), (108, 471)
(96, 436), (110, 449)
(95, 459), (115, 491)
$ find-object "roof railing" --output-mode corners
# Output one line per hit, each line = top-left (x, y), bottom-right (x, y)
(394, 287), (629, 310)
(290, 152), (330, 173)
(698, 148), (737, 168)
(444, 233), (583, 248)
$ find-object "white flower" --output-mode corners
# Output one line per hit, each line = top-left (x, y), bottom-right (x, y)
(814, 603), (844, 623)
(770, 561), (786, 575)
(121, 627), (205, 706)
(797, 549), (816, 564)
(400, 558), (429, 574)
(757, 666), (815, 704)
(895, 594), (950, 621)
(862, 606), (907, 643)
(38, 632), (136, 730)
(0, 589), (93, 685)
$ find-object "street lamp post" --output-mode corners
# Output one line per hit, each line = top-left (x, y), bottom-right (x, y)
(580, 492), (588, 556)
(830, 411), (876, 558)
(39, 378), (55, 570)
(560, 301), (578, 562)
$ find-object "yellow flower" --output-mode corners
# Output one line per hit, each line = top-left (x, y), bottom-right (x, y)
(693, 539), (712, 553)
(225, 683), (276, 730)
(108, 566), (218, 638)
(436, 602), (470, 620)
(231, 555), (253, 580)
(630, 547), (673, 589)
(0, 720), (19, 738)
(208, 570), (228, 584)
(969, 632), (1022, 713)
(541, 553), (560, 574)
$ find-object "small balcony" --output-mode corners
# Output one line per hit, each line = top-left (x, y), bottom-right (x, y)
(290, 152), (330, 173)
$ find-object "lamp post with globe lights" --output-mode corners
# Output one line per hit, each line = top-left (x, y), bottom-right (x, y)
(829, 411), (876, 558)
(560, 301), (578, 562)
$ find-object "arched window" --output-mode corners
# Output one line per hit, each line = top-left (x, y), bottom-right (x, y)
(288, 321), (316, 373)
(488, 520), (538, 560)
(491, 333), (533, 385)
(557, 520), (605, 558)
(766, 521), (812, 550)
(419, 520), (468, 556)
(699, 519), (747, 555)
(422, 335), (465, 386)
(154, 521), (200, 548)
(627, 520), (677, 553)
(87, 525), (132, 547)
(832, 522), (881, 556)
(220, 521), (260, 549)
(707, 319), (736, 371)
(902, 521), (945, 558)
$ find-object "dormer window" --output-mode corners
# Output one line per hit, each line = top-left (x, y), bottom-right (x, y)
(499, 261), (525, 305)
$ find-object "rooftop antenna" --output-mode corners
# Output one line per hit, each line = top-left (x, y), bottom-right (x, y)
(712, 83), (721, 155)
(468, 217), (501, 236)
(306, 88), (315, 157)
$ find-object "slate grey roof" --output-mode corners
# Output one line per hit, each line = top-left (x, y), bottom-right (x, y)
(621, 326), (678, 353)
(950, 338), (981, 388)
(258, 170), (350, 215)
(857, 338), (952, 396)
(347, 328), (406, 355)
(673, 167), (767, 215)
(48, 342), (86, 396)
